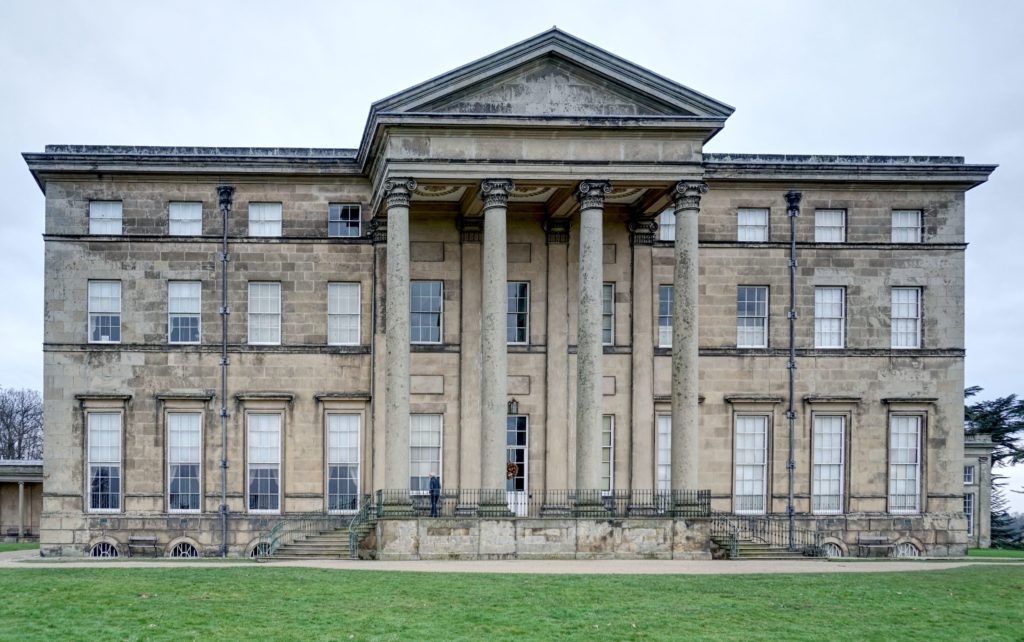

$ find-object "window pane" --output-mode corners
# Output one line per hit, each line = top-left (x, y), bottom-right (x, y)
(892, 210), (922, 243)
(249, 203), (282, 237)
(328, 204), (362, 238)
(506, 282), (529, 344)
(658, 209), (676, 241)
(658, 285), (673, 348)
(89, 281), (122, 343)
(409, 414), (441, 492)
(328, 282), (360, 345)
(88, 413), (121, 511)
(815, 209), (846, 242)
(248, 283), (281, 344)
(89, 201), (122, 235)
(812, 415), (844, 513)
(601, 415), (614, 493)
(735, 416), (767, 513)
(891, 288), (921, 348)
(410, 281), (442, 343)
(889, 415), (921, 512)
(602, 283), (614, 345)
(737, 208), (769, 242)
(736, 287), (768, 348)
(328, 414), (360, 511)
(169, 202), (202, 235)
(656, 416), (672, 492)
(814, 287), (845, 348)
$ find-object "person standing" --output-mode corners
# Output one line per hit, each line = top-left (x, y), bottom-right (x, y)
(429, 472), (441, 517)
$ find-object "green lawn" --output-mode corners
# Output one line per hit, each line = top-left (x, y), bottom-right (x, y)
(968, 547), (1024, 558)
(0, 542), (39, 553)
(0, 566), (1022, 641)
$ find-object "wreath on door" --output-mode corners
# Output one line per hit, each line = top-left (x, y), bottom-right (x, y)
(506, 462), (519, 480)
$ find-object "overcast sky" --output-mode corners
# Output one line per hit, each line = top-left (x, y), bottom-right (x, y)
(1, 0), (1021, 509)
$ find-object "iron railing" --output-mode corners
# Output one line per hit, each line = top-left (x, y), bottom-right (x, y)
(373, 489), (711, 519)
(709, 511), (823, 556)
(256, 512), (354, 558)
(347, 495), (374, 558)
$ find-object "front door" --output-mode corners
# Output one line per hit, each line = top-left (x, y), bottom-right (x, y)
(506, 415), (528, 516)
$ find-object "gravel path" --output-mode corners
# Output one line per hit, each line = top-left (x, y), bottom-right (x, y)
(2, 549), (1019, 574)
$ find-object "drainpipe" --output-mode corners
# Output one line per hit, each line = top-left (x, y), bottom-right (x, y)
(784, 190), (802, 551)
(217, 185), (235, 557)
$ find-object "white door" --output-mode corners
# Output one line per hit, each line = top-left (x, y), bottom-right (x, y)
(506, 416), (528, 516)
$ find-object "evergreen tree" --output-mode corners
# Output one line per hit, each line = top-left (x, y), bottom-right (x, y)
(965, 387), (1024, 548)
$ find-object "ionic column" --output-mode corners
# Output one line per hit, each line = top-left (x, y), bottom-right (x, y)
(629, 217), (658, 495)
(671, 181), (707, 501)
(479, 179), (515, 514)
(383, 178), (416, 501)
(575, 180), (611, 506)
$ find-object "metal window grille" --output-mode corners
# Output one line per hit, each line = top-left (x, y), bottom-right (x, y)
(892, 210), (922, 243)
(815, 209), (846, 242)
(889, 415), (921, 513)
(247, 414), (281, 512)
(328, 414), (360, 512)
(168, 281), (201, 344)
(658, 285), (673, 348)
(168, 202), (202, 235)
(248, 202), (282, 237)
(169, 542), (199, 558)
(89, 201), (122, 235)
(88, 281), (122, 343)
(410, 281), (442, 343)
(328, 204), (361, 237)
(736, 286), (768, 348)
(737, 208), (769, 242)
(506, 282), (529, 344)
(812, 415), (844, 514)
(88, 413), (121, 511)
(814, 287), (845, 348)
(328, 282), (360, 345)
(168, 413), (201, 511)
(891, 287), (921, 348)
(90, 542), (119, 557)
(248, 282), (281, 345)
(734, 415), (767, 514)
(602, 283), (615, 345)
(409, 414), (441, 493)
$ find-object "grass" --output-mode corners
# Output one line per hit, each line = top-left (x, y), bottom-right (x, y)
(0, 542), (39, 553)
(0, 566), (1022, 641)
(968, 547), (1024, 558)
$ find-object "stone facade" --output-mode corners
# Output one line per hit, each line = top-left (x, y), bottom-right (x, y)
(24, 29), (994, 558)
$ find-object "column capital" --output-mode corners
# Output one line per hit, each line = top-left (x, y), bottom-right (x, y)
(576, 180), (612, 210)
(480, 179), (516, 211)
(671, 181), (708, 213)
(543, 217), (571, 245)
(785, 190), (803, 217)
(383, 177), (417, 210)
(457, 215), (484, 243)
(368, 216), (387, 244)
(628, 216), (659, 246)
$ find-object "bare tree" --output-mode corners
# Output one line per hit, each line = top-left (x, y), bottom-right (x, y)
(0, 388), (43, 460)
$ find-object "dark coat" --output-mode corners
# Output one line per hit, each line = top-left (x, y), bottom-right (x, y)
(429, 476), (441, 496)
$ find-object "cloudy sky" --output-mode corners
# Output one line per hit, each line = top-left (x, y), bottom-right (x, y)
(1, 1), (1021, 509)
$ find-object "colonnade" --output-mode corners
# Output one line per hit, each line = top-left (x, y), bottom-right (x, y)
(378, 177), (706, 510)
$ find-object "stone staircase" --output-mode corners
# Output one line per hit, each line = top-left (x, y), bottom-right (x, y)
(711, 535), (813, 560)
(272, 517), (376, 560)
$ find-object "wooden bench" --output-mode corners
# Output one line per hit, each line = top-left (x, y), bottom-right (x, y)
(127, 535), (159, 557)
(856, 535), (893, 557)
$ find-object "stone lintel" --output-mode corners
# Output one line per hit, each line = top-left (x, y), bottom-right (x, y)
(724, 395), (784, 405)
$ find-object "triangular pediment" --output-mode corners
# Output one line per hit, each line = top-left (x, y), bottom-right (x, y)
(420, 55), (680, 117)
(370, 28), (734, 120)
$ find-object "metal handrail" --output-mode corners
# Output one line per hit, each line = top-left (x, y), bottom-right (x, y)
(347, 495), (373, 558)
(709, 511), (823, 556)
(256, 512), (354, 558)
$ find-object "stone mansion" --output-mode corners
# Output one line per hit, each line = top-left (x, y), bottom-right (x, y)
(25, 29), (994, 559)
